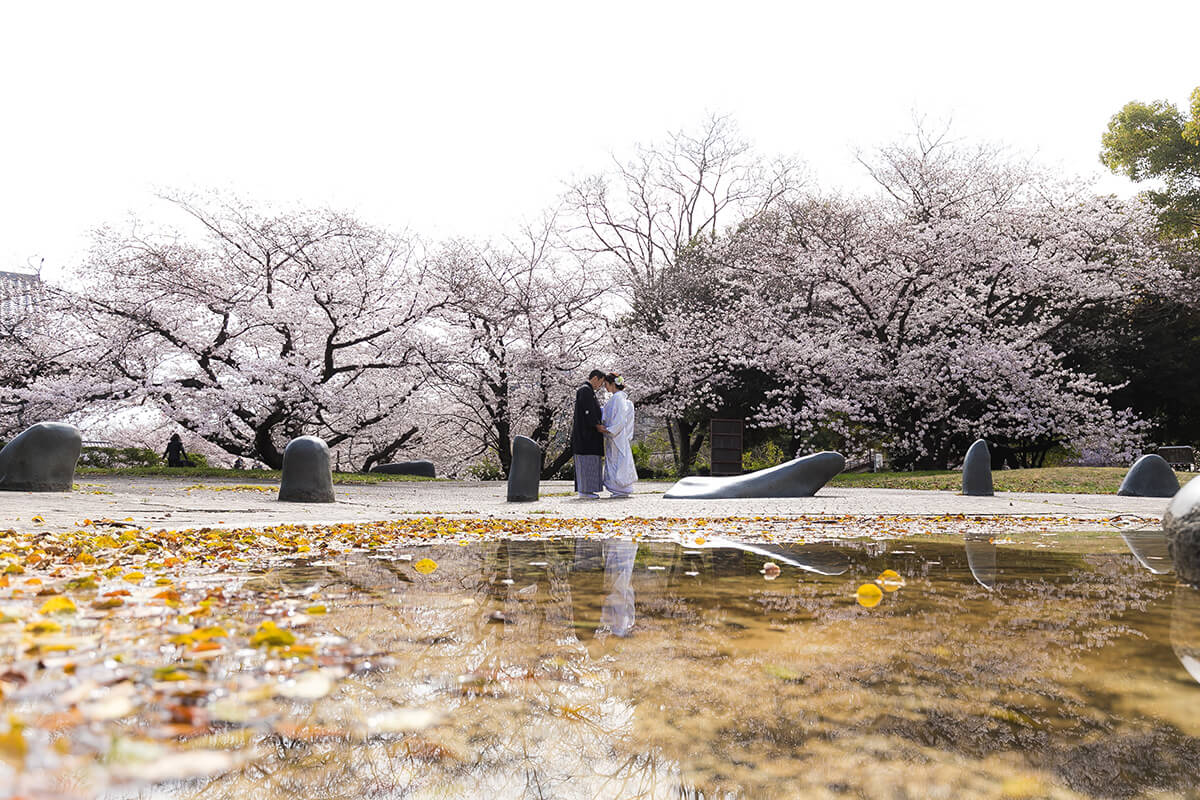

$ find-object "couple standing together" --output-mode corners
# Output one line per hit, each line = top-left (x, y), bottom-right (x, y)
(571, 369), (638, 499)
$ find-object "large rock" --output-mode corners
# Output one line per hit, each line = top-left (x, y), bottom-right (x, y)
(278, 436), (335, 503)
(0, 422), (82, 492)
(1118, 454), (1180, 498)
(1164, 475), (1200, 586)
(961, 439), (993, 497)
(507, 436), (541, 502)
(664, 451), (844, 499)
(370, 459), (436, 478)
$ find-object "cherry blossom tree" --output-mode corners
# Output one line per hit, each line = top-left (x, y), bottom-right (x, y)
(423, 218), (608, 478)
(0, 270), (136, 437)
(4, 123), (1180, 475)
(63, 195), (444, 470)
(643, 129), (1172, 468)
(566, 114), (805, 475)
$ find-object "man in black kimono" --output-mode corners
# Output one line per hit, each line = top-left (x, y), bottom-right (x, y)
(572, 369), (607, 498)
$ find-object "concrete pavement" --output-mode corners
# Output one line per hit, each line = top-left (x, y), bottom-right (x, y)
(0, 476), (1169, 533)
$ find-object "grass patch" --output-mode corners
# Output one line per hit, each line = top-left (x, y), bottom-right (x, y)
(830, 466), (1198, 495)
(76, 466), (440, 485)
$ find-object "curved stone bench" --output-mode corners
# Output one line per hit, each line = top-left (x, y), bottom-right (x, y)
(664, 451), (844, 499)
(370, 459), (436, 478)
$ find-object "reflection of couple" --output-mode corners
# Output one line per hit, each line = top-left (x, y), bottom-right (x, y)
(572, 369), (638, 499)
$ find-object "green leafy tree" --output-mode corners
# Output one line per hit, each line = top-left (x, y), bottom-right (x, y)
(1101, 87), (1200, 240)
(1094, 89), (1200, 448)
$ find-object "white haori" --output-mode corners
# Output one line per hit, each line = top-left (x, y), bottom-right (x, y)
(602, 390), (638, 495)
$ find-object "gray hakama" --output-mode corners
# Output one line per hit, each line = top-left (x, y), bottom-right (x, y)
(574, 454), (602, 495)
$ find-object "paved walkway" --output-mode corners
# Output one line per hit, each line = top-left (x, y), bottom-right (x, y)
(0, 476), (1170, 533)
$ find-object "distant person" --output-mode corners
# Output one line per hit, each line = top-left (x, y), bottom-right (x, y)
(163, 433), (193, 467)
(571, 369), (607, 498)
(601, 373), (637, 497)
(232, 457), (245, 470)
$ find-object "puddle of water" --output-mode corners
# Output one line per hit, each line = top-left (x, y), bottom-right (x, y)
(5, 532), (1200, 799)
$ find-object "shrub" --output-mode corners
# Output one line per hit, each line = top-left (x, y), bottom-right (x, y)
(466, 459), (504, 480)
(743, 440), (785, 472)
(78, 446), (163, 468)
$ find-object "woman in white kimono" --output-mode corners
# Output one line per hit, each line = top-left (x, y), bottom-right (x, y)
(601, 373), (638, 497)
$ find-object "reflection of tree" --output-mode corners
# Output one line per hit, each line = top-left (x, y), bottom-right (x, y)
(142, 540), (1200, 800)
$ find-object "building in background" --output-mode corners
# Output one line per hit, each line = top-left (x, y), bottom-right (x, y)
(0, 270), (46, 323)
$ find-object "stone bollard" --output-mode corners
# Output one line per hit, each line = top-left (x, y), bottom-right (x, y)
(369, 459), (436, 478)
(278, 436), (335, 503)
(961, 439), (993, 497)
(0, 422), (82, 492)
(1118, 454), (1180, 498)
(1164, 475), (1200, 586)
(507, 436), (541, 502)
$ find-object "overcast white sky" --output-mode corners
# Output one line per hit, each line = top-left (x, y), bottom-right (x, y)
(2, 0), (1197, 280)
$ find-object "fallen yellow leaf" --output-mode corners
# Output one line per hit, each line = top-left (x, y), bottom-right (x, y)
(0, 717), (27, 768)
(414, 558), (438, 575)
(856, 583), (883, 608)
(251, 620), (296, 648)
(876, 569), (906, 592)
(277, 645), (315, 659)
(38, 596), (77, 615)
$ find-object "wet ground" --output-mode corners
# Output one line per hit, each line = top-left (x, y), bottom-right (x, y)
(2, 521), (1198, 799)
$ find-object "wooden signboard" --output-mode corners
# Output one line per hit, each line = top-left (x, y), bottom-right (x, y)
(710, 418), (744, 476)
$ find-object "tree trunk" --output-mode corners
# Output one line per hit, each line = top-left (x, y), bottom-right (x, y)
(667, 418), (707, 478)
(542, 446), (573, 480)
(254, 410), (286, 469)
(359, 426), (420, 473)
(496, 421), (513, 478)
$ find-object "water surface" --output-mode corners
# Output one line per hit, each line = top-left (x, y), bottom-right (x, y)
(10, 532), (1200, 799)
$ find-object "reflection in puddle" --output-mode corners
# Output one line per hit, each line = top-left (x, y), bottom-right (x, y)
(685, 535), (850, 576)
(599, 539), (636, 637)
(1125, 529), (1200, 689)
(1174, 586), (1200, 685)
(8, 535), (1200, 798)
(1122, 530), (1175, 574)
(963, 531), (997, 590)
